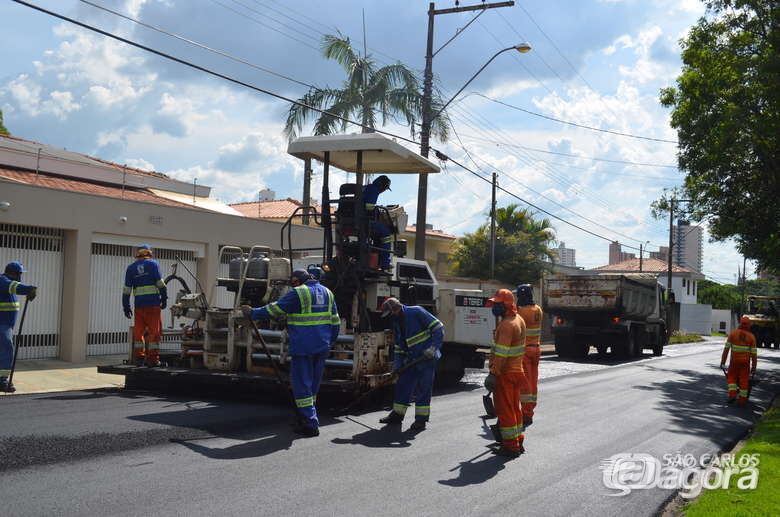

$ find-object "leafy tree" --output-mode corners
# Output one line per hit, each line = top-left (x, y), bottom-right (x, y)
(697, 279), (741, 311)
(284, 33), (449, 141)
(0, 109), (9, 136)
(658, 0), (779, 275)
(450, 204), (556, 285)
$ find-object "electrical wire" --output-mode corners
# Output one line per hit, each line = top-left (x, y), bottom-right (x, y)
(14, 0), (657, 255)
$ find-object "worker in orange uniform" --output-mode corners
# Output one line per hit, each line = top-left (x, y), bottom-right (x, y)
(516, 284), (543, 426)
(122, 245), (167, 366)
(720, 316), (757, 406)
(484, 288), (528, 458)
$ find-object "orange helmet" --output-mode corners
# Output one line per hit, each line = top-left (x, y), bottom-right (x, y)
(739, 316), (752, 330)
(486, 288), (517, 316)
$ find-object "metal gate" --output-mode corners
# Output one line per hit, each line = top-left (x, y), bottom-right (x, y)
(87, 243), (198, 356)
(0, 223), (64, 359)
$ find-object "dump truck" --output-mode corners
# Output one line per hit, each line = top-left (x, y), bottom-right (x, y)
(99, 133), (493, 395)
(542, 273), (668, 359)
(744, 295), (779, 349)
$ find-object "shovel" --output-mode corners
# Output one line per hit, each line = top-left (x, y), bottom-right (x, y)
(6, 298), (30, 392)
(483, 390), (496, 418)
(341, 355), (428, 414)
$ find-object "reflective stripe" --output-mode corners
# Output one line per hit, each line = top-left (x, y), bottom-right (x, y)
(296, 396), (314, 408)
(0, 302), (20, 311)
(415, 405), (430, 416)
(526, 328), (541, 336)
(287, 314), (334, 325)
(492, 343), (525, 358)
(751, 349), (757, 355)
(288, 286), (337, 326)
(9, 281), (19, 294)
(365, 203), (376, 211)
(0, 369), (11, 375)
(147, 342), (160, 350)
(394, 347), (407, 354)
(155, 279), (166, 288)
(267, 303), (286, 317)
(520, 394), (536, 402)
(428, 319), (443, 330)
(499, 425), (524, 439)
(393, 403), (408, 415)
(407, 330), (431, 346)
(382, 236), (393, 243)
(731, 345), (753, 353)
(133, 285), (159, 296)
(123, 286), (132, 295)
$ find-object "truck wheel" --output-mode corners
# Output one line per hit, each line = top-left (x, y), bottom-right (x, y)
(615, 332), (636, 359)
(652, 333), (664, 356)
(596, 345), (609, 358)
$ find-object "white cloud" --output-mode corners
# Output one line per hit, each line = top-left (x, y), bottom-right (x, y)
(124, 158), (156, 171)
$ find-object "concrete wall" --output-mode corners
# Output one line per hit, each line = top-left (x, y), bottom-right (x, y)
(0, 179), (323, 362)
(711, 309), (736, 334)
(679, 303), (713, 335)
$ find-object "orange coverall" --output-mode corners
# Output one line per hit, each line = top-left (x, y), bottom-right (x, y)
(490, 309), (528, 452)
(721, 325), (757, 406)
(518, 304), (543, 418)
(133, 306), (162, 364)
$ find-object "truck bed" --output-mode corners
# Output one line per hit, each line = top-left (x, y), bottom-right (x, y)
(543, 274), (658, 320)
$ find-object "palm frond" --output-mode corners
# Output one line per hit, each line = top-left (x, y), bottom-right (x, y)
(283, 87), (342, 141)
(322, 33), (358, 72)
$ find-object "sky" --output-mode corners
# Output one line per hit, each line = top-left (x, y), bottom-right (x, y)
(0, 0), (755, 284)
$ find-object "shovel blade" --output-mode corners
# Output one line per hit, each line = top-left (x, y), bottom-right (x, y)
(483, 392), (496, 418)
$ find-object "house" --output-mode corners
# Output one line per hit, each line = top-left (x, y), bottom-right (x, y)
(0, 133), (322, 363)
(590, 257), (712, 334)
(230, 198), (320, 226)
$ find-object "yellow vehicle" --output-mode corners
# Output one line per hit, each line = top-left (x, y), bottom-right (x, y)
(744, 295), (779, 349)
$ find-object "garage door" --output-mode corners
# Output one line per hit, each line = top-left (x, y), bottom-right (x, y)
(87, 243), (198, 356)
(0, 223), (64, 359)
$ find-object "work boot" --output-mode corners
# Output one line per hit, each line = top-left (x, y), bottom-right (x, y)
(492, 446), (521, 459)
(379, 411), (403, 425)
(293, 424), (320, 437)
(523, 416), (533, 428)
(410, 419), (427, 432)
(0, 379), (15, 393)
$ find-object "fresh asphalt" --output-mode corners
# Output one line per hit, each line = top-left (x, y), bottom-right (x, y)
(1, 338), (778, 517)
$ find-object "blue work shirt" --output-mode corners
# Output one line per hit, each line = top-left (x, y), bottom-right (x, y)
(0, 274), (34, 327)
(251, 279), (340, 355)
(123, 258), (167, 310)
(391, 305), (444, 369)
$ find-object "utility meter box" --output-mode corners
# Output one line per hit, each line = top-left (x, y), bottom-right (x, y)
(438, 289), (495, 346)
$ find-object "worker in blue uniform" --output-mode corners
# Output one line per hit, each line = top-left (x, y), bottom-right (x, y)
(379, 297), (444, 431)
(123, 245), (168, 366)
(363, 175), (393, 269)
(0, 262), (37, 393)
(242, 269), (340, 437)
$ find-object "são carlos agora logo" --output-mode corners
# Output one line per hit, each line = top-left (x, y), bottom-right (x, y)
(600, 452), (760, 498)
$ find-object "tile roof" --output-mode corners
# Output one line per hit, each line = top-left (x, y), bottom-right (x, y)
(592, 257), (693, 273)
(0, 167), (196, 209)
(403, 226), (457, 240)
(230, 198), (320, 219)
(0, 133), (169, 180)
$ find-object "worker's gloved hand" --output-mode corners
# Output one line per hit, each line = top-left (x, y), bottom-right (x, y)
(423, 346), (437, 360)
(484, 373), (496, 392)
(160, 299), (167, 310)
(124, 308), (133, 319)
(26, 286), (37, 301)
(390, 369), (400, 382)
(240, 305), (253, 318)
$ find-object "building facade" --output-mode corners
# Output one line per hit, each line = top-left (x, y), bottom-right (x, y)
(673, 220), (703, 272)
(553, 241), (576, 267)
(609, 241), (636, 265)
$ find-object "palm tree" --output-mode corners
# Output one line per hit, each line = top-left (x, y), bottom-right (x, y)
(284, 33), (449, 142)
(450, 204), (557, 284)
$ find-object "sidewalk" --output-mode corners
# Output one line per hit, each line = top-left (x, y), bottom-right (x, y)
(0, 355), (126, 396)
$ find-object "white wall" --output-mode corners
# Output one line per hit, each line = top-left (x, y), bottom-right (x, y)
(657, 274), (700, 304)
(711, 309), (736, 334)
(680, 303), (713, 335)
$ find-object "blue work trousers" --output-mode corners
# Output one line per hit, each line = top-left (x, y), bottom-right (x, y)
(291, 351), (328, 428)
(370, 221), (392, 268)
(392, 359), (436, 421)
(0, 324), (14, 380)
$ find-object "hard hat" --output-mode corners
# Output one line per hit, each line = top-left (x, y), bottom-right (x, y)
(307, 266), (323, 280)
(374, 175), (392, 191)
(136, 244), (153, 258)
(381, 297), (403, 317)
(4, 261), (25, 274)
(516, 284), (534, 306)
(486, 288), (517, 315)
(739, 316), (752, 329)
(291, 269), (311, 284)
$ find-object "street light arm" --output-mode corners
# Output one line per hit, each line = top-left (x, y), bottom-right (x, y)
(429, 46), (522, 123)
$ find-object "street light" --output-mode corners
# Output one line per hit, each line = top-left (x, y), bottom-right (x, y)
(429, 43), (532, 123)
(415, 42), (531, 261)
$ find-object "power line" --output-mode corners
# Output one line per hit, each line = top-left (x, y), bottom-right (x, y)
(15, 0), (654, 255)
(458, 133), (679, 168)
(472, 93), (679, 144)
(79, 0), (317, 89)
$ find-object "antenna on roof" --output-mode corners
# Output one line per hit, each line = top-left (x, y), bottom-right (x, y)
(35, 147), (41, 183)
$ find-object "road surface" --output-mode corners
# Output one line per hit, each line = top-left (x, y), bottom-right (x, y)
(1, 339), (778, 517)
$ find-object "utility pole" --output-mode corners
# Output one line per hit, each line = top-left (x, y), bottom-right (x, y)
(639, 243), (643, 272)
(415, 0), (515, 261)
(490, 172), (497, 279)
(302, 158), (312, 225)
(740, 256), (747, 315)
